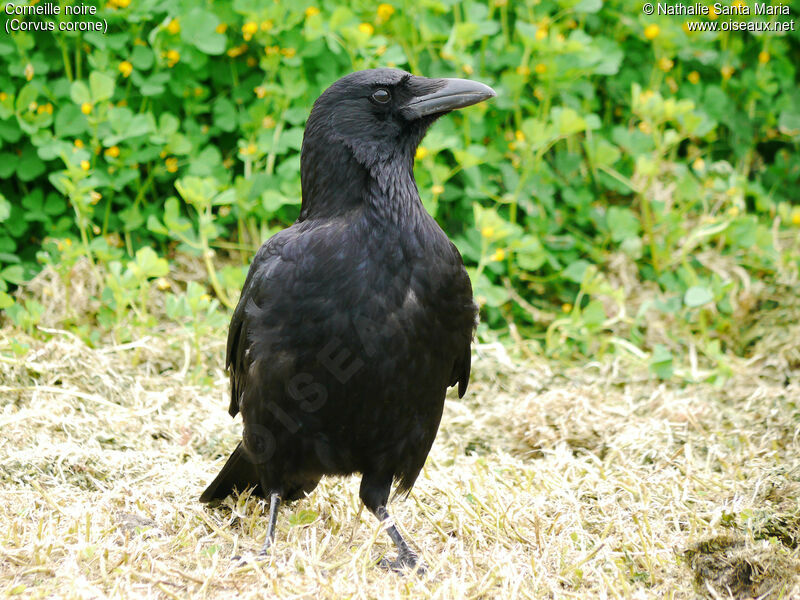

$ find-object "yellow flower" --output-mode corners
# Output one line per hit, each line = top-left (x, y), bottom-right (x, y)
(281, 47), (296, 58)
(489, 248), (506, 262)
(432, 184), (444, 195)
(514, 130), (525, 142)
(791, 207), (800, 226)
(81, 102), (92, 115)
(165, 157), (178, 173)
(658, 57), (674, 72)
(228, 44), (248, 57)
(104, 145), (120, 158)
(24, 63), (34, 81)
(727, 206), (739, 217)
(758, 51), (770, 64)
(480, 226), (495, 238)
(216, 23), (228, 34)
(358, 22), (374, 36)
(644, 24), (660, 40)
(265, 45), (280, 56)
(462, 64), (474, 75)
(562, 303), (572, 313)
(89, 191), (102, 205)
(415, 146), (428, 160)
(535, 27), (548, 41)
(254, 86), (267, 99)
(156, 277), (171, 290)
(260, 20), (273, 31)
(688, 70), (700, 84)
(534, 63), (547, 75)
(166, 49), (180, 66)
(247, 142), (257, 155)
(721, 65), (734, 80)
(262, 116), (276, 128)
(731, 0), (745, 10)
(377, 3), (394, 21)
(242, 21), (258, 40)
(516, 65), (530, 77)
(74, 139), (84, 148)
(166, 18), (180, 35)
(638, 121), (652, 134)
(0, 92), (6, 102)
(305, 7), (320, 18)
(80, 160), (90, 171)
(707, 4), (718, 19)
(692, 157), (705, 171)
(115, 0), (130, 7)
(118, 60), (133, 77)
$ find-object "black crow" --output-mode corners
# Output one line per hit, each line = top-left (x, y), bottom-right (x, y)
(201, 68), (495, 569)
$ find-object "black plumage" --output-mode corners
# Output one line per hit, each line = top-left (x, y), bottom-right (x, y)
(201, 68), (495, 568)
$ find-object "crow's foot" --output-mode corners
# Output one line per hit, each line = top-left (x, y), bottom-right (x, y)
(378, 549), (426, 575)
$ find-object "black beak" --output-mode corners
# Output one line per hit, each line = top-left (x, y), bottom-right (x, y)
(400, 78), (496, 120)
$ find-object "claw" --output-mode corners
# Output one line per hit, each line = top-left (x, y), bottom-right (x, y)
(231, 550), (270, 568)
(378, 549), (427, 575)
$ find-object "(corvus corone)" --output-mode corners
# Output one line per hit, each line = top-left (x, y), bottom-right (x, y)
(201, 68), (496, 570)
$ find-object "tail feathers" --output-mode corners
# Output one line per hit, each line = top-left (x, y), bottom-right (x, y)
(200, 442), (262, 503)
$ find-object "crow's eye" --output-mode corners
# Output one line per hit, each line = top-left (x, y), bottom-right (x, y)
(371, 88), (391, 104)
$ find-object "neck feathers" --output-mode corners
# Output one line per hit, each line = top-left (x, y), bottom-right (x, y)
(299, 140), (423, 225)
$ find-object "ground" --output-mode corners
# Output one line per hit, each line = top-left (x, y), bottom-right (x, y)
(1, 285), (799, 598)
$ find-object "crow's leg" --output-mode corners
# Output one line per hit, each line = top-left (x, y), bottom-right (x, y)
(359, 474), (423, 572)
(231, 489), (281, 565)
(259, 491), (281, 555)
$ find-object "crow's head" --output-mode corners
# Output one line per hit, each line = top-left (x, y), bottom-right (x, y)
(302, 68), (495, 171)
(298, 69), (494, 218)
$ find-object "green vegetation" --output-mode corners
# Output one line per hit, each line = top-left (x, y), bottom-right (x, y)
(1, 1), (798, 380)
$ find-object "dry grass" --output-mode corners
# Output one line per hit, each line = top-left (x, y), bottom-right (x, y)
(2, 274), (800, 598)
